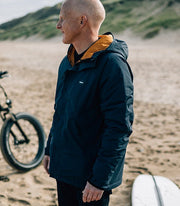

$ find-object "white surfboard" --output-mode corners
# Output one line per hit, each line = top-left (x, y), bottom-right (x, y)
(132, 174), (180, 206)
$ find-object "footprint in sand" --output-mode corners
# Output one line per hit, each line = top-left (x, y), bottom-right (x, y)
(0, 194), (6, 206)
(168, 144), (177, 148)
(164, 158), (170, 162)
(16, 177), (27, 187)
(33, 175), (43, 184)
(43, 187), (56, 191)
(8, 196), (31, 205)
(172, 162), (177, 166)
(0, 176), (9, 182)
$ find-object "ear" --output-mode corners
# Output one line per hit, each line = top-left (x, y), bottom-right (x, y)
(80, 15), (87, 27)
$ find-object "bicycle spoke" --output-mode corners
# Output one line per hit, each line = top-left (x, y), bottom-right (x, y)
(8, 119), (39, 164)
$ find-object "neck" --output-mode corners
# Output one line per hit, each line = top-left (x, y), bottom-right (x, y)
(73, 32), (99, 54)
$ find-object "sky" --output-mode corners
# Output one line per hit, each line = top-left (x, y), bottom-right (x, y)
(0, 0), (62, 24)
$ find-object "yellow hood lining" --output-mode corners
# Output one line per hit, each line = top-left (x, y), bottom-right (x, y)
(68, 34), (113, 66)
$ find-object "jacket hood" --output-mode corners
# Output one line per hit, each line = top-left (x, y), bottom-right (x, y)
(67, 33), (128, 66)
(106, 35), (128, 60)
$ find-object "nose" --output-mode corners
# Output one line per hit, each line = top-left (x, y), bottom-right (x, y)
(56, 20), (62, 30)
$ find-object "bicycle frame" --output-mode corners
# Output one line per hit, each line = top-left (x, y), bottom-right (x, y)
(0, 84), (12, 121)
(0, 71), (45, 171)
(0, 81), (30, 146)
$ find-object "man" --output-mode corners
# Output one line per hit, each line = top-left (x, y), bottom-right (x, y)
(43, 0), (134, 205)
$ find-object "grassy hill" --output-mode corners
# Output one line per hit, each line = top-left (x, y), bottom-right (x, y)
(0, 0), (180, 40)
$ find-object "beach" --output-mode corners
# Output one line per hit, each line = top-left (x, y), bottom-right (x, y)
(0, 34), (179, 205)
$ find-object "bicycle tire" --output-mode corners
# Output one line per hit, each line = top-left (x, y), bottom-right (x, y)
(0, 112), (46, 172)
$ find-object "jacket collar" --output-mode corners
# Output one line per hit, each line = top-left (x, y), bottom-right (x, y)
(67, 34), (113, 67)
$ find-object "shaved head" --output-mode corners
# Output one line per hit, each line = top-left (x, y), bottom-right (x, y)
(62, 0), (105, 29)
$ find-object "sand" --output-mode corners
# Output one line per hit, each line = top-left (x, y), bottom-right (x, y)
(0, 34), (179, 205)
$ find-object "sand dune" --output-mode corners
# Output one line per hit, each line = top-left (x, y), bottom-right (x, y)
(0, 36), (179, 205)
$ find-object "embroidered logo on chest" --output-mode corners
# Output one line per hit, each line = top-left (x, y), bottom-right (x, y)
(79, 81), (84, 85)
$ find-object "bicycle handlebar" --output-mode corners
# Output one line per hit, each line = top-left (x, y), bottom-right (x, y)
(0, 71), (8, 79)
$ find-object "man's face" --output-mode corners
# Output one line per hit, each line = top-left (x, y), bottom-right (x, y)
(56, 6), (81, 44)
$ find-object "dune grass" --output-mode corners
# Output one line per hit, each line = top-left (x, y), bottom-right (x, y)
(0, 0), (179, 40)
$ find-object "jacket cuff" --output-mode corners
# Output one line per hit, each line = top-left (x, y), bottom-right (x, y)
(88, 175), (110, 190)
(88, 179), (104, 190)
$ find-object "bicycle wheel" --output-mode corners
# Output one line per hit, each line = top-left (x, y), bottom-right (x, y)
(0, 112), (46, 172)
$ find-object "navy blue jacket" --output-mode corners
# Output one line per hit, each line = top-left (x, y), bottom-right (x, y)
(45, 33), (134, 190)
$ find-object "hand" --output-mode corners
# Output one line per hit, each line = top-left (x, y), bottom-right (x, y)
(43, 155), (50, 174)
(82, 181), (104, 203)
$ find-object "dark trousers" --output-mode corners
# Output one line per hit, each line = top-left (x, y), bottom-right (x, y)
(56, 181), (111, 206)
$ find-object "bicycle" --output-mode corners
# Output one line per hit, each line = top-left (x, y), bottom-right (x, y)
(0, 71), (46, 172)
